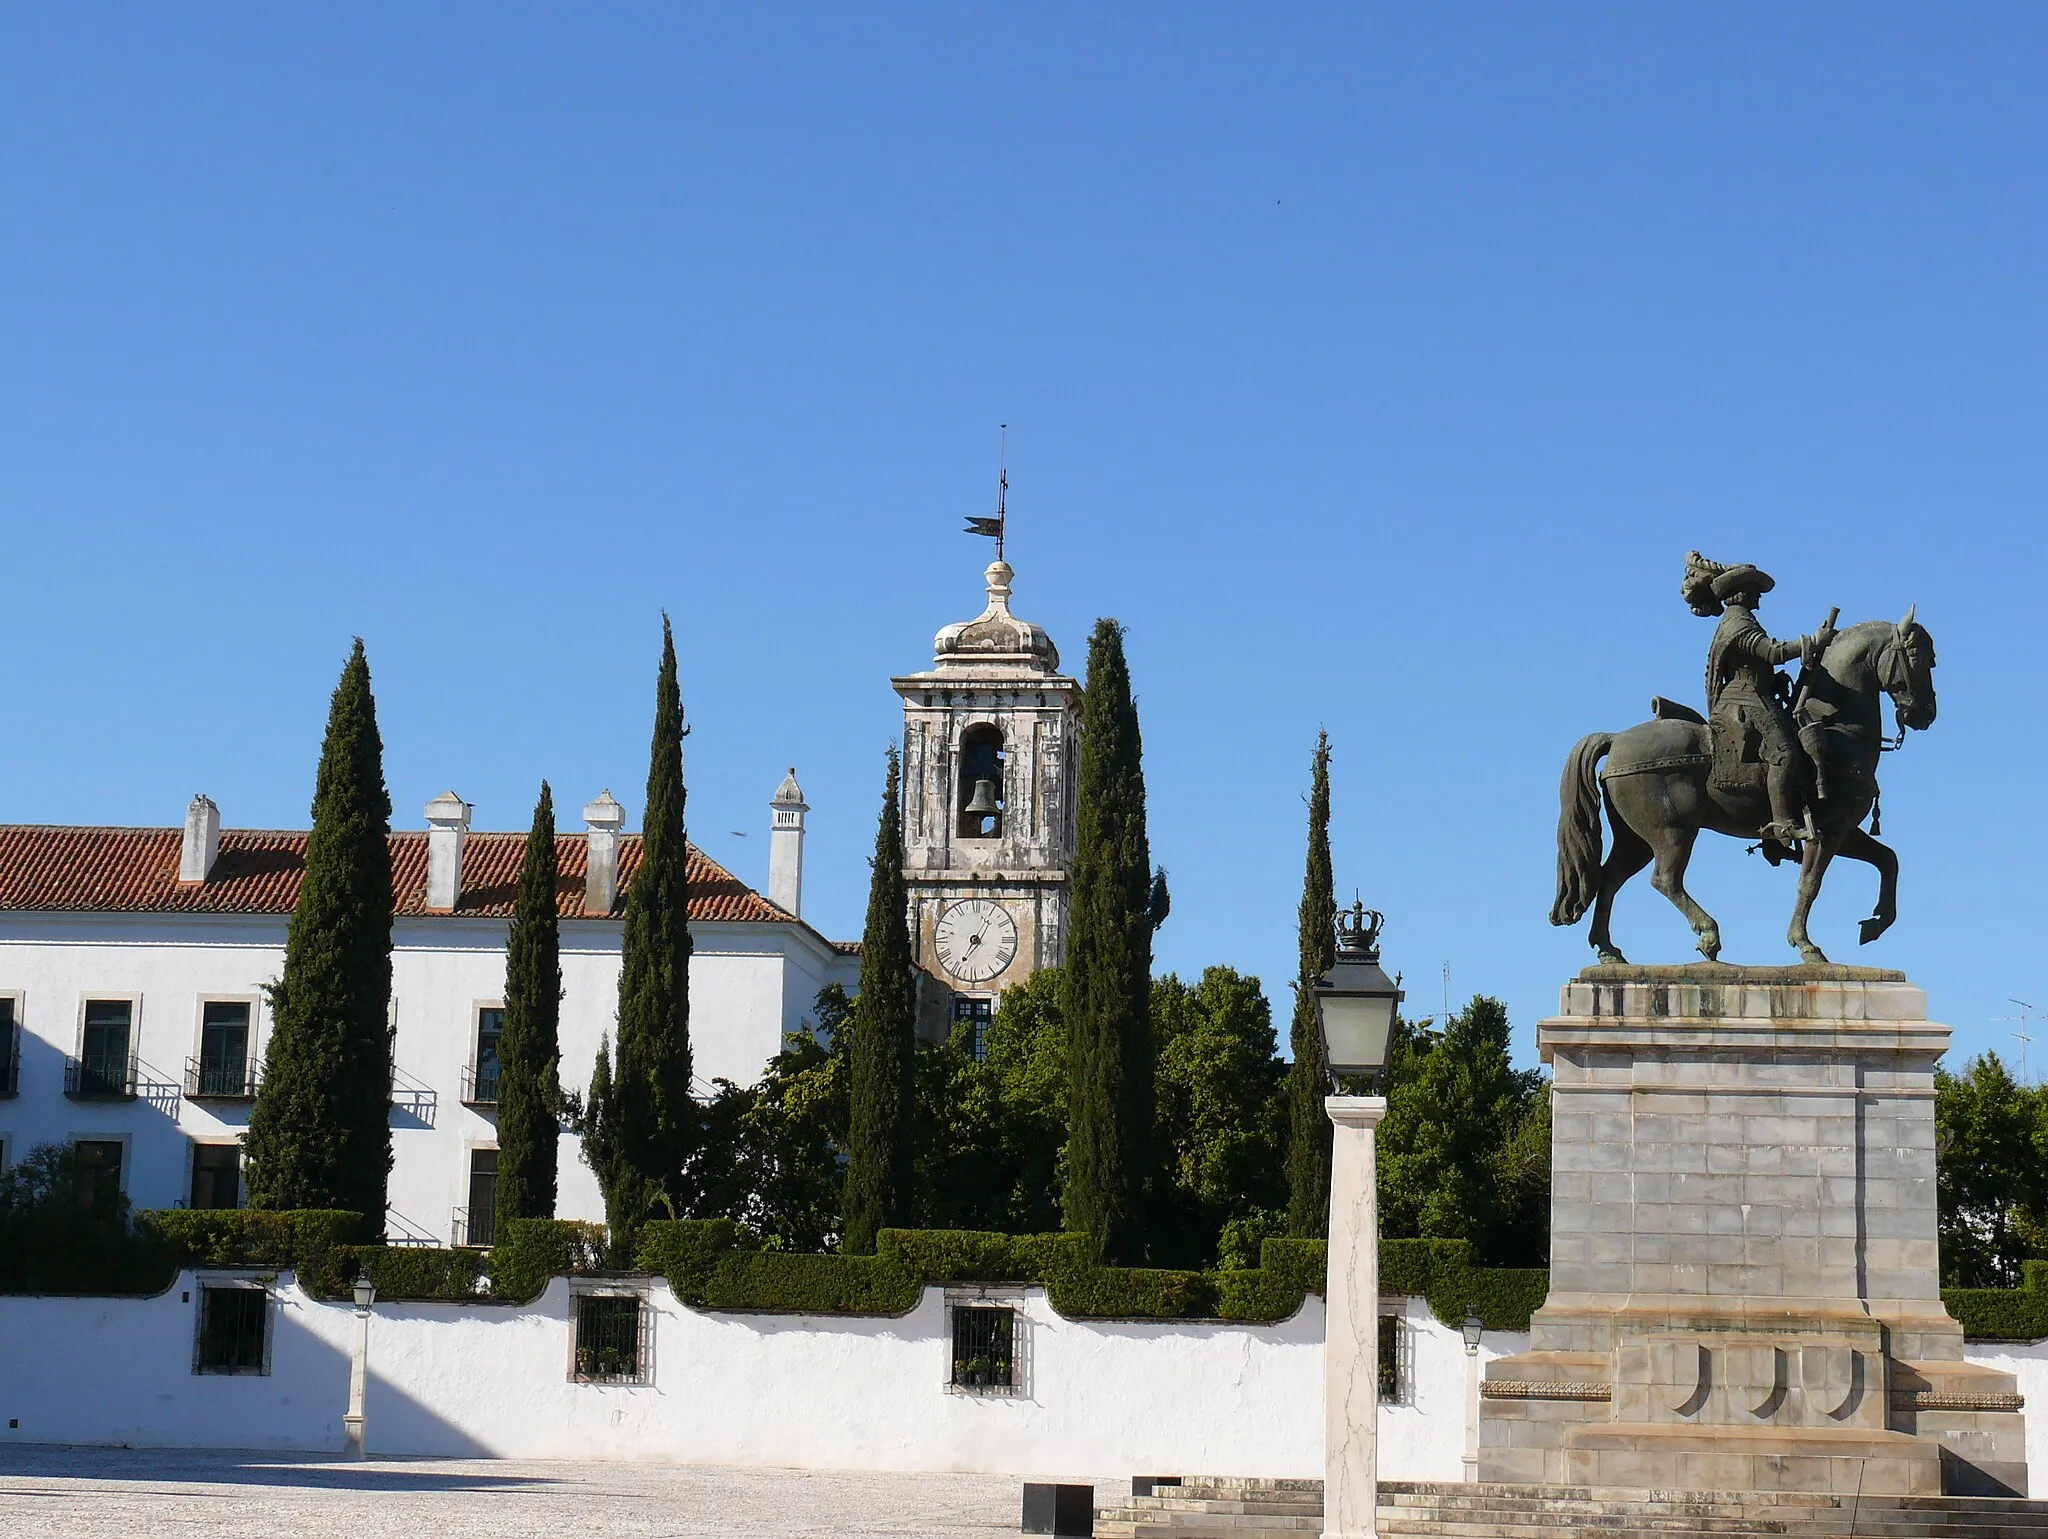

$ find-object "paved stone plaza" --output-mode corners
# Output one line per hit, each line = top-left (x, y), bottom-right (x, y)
(0, 1445), (1108, 1537)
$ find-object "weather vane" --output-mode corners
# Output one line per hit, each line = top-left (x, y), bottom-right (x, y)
(963, 423), (1007, 560)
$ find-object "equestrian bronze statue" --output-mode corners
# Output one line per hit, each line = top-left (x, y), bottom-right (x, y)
(1550, 553), (1938, 965)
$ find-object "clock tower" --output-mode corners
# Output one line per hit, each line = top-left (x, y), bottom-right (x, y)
(894, 557), (1079, 1027)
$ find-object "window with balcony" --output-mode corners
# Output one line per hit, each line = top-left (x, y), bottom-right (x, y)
(463, 1007), (503, 1105)
(458, 1147), (497, 1247)
(572, 1292), (648, 1384)
(68, 999), (136, 1099)
(190, 1143), (242, 1211)
(189, 1001), (255, 1100)
(194, 1283), (269, 1374)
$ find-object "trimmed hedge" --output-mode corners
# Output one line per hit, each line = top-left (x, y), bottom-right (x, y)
(141, 1209), (362, 1281)
(39, 1206), (2048, 1342)
(638, 1223), (1337, 1325)
(1945, 1263), (2048, 1342)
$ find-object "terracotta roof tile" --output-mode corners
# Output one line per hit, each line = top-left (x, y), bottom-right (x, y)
(0, 826), (793, 925)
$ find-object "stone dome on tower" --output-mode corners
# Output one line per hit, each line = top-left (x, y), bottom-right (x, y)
(931, 560), (1060, 674)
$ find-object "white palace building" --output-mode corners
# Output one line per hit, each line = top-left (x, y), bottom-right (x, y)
(0, 556), (1080, 1243)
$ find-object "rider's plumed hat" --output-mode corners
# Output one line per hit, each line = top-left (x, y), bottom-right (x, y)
(1709, 563), (1775, 602)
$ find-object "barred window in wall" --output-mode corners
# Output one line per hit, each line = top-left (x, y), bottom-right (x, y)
(1378, 1312), (1405, 1403)
(573, 1294), (648, 1384)
(195, 1285), (268, 1374)
(950, 1304), (1016, 1392)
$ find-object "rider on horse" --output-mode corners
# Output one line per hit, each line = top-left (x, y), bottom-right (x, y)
(1681, 553), (1836, 848)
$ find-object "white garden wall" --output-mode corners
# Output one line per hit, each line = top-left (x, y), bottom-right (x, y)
(0, 1275), (1525, 1478)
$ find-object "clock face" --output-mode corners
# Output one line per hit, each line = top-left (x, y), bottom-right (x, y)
(934, 899), (1019, 984)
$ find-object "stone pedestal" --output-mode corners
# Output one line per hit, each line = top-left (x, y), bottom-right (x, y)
(1480, 965), (2028, 1498)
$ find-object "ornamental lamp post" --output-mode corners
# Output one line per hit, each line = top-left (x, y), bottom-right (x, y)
(1316, 901), (1403, 1539)
(345, 1274), (376, 1460)
(1461, 1313), (1484, 1483)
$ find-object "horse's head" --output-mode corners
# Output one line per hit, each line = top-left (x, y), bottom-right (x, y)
(1880, 604), (1937, 731)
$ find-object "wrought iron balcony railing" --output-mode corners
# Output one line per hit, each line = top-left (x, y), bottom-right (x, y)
(0, 1032), (17, 1097)
(65, 1050), (139, 1100)
(460, 1061), (501, 1105)
(186, 1056), (260, 1100)
(451, 1202), (497, 1249)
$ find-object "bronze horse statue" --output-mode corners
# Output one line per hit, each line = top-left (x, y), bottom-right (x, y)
(1551, 612), (1937, 964)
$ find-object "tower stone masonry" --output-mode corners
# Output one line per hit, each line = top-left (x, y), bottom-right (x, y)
(893, 559), (1080, 1009)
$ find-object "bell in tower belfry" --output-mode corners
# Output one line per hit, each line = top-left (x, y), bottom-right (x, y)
(964, 777), (1001, 835)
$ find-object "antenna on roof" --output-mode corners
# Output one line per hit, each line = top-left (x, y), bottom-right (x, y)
(963, 423), (1008, 560)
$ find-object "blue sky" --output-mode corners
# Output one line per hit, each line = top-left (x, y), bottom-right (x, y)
(3, 5), (2043, 1070)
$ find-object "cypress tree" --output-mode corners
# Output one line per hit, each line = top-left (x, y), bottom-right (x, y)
(607, 616), (694, 1248)
(245, 639), (395, 1232)
(1063, 619), (1165, 1264)
(842, 745), (917, 1255)
(1284, 731), (1338, 1237)
(497, 781), (563, 1222)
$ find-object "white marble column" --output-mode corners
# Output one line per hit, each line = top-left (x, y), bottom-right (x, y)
(1324, 1094), (1387, 1539)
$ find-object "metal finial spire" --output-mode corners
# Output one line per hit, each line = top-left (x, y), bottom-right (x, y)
(963, 423), (1008, 560)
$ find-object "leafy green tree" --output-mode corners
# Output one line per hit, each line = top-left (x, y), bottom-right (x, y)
(844, 746), (917, 1254)
(687, 985), (869, 1252)
(1490, 1081), (1552, 1268)
(1064, 619), (1167, 1264)
(0, 1143), (160, 1292)
(1284, 731), (1337, 1238)
(593, 617), (694, 1252)
(1153, 967), (1286, 1266)
(245, 639), (394, 1230)
(914, 967), (1072, 1234)
(1377, 995), (1542, 1263)
(497, 782), (563, 1221)
(1936, 1053), (2048, 1286)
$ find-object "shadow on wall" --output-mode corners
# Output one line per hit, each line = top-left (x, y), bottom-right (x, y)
(0, 1441), (552, 1491)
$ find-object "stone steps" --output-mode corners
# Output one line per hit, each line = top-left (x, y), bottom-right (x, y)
(1091, 1480), (2048, 1539)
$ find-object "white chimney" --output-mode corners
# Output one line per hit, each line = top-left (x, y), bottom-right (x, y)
(423, 791), (471, 911)
(583, 790), (626, 916)
(179, 794), (221, 883)
(768, 768), (808, 918)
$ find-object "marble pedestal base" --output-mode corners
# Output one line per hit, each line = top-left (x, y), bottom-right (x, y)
(1480, 965), (2027, 1498)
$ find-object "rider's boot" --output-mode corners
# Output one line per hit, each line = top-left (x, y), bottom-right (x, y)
(1765, 764), (1808, 847)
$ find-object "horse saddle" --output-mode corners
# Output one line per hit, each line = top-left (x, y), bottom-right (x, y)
(1650, 697), (1763, 796)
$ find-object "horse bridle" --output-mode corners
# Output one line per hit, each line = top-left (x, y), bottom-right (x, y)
(1877, 624), (1921, 751)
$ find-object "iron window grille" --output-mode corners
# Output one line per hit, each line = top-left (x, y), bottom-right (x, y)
(572, 1293), (650, 1385)
(72, 1139), (124, 1211)
(950, 1304), (1017, 1393)
(194, 1283), (270, 1375)
(1377, 1310), (1412, 1405)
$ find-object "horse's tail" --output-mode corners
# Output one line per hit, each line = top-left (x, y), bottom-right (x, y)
(1551, 732), (1613, 927)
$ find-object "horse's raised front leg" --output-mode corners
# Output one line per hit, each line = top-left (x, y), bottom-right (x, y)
(1836, 825), (1900, 945)
(1647, 825), (1721, 961)
(1589, 814), (1654, 965)
(1787, 835), (1841, 964)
